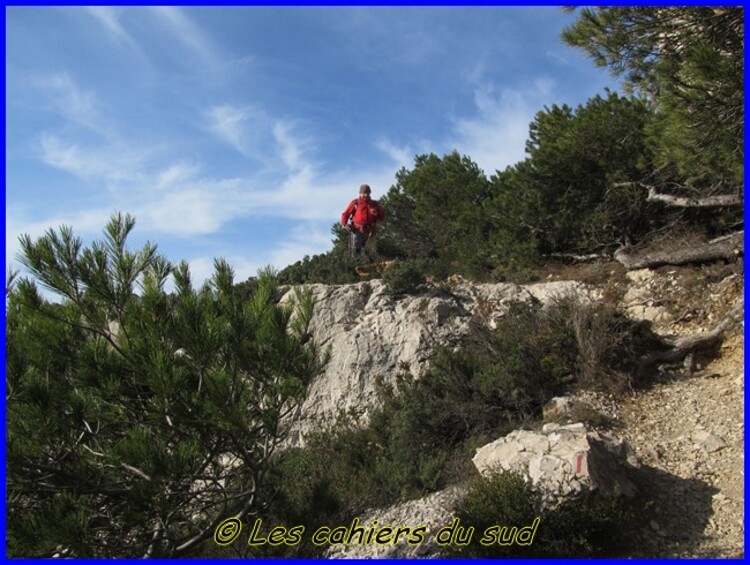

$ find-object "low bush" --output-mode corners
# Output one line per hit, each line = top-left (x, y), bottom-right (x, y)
(382, 260), (425, 295)
(548, 294), (665, 392)
(449, 471), (629, 558)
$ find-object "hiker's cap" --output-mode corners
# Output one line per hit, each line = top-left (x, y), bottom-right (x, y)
(359, 184), (371, 194)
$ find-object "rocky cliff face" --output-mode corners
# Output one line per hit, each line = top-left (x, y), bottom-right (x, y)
(279, 278), (597, 445)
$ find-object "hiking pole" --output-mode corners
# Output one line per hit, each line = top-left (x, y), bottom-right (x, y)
(347, 226), (354, 258)
(364, 226), (377, 260)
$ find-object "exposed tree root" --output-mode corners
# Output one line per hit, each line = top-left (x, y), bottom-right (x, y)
(545, 252), (609, 263)
(638, 301), (744, 373)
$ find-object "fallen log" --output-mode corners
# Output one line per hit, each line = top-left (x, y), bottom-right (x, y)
(545, 252), (609, 263)
(614, 231), (743, 270)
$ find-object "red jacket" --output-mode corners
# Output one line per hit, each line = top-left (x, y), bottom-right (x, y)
(341, 196), (385, 232)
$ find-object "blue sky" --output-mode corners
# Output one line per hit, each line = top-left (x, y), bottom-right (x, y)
(6, 6), (622, 287)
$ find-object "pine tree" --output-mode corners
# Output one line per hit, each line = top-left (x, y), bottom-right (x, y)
(487, 91), (655, 259)
(562, 6), (743, 190)
(6, 213), (325, 557)
(377, 151), (492, 273)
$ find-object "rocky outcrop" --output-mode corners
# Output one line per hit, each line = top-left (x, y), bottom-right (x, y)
(326, 486), (466, 559)
(284, 264), (743, 557)
(279, 279), (597, 445)
(472, 423), (638, 506)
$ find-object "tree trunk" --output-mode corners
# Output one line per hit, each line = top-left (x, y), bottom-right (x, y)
(614, 231), (743, 270)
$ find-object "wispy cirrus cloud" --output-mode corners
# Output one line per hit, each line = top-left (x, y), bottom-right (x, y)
(84, 7), (224, 74)
(138, 180), (250, 236)
(371, 79), (552, 178)
(155, 162), (202, 191)
(38, 134), (148, 187)
(150, 7), (220, 67)
(86, 7), (137, 48)
(273, 120), (314, 172)
(374, 137), (414, 169)
(33, 104), (389, 235)
(269, 222), (335, 267)
(448, 79), (554, 175)
(207, 105), (249, 153)
(6, 207), (115, 268)
(206, 104), (269, 160)
(32, 73), (112, 137)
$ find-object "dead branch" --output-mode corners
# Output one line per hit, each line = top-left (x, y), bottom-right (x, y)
(646, 187), (743, 208)
(638, 301), (743, 372)
(611, 182), (743, 208)
(545, 252), (610, 263)
(614, 231), (743, 270)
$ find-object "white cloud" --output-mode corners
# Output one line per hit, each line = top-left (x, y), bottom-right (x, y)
(156, 162), (201, 190)
(206, 104), (270, 160)
(6, 208), (113, 269)
(269, 222), (334, 269)
(26, 79), (399, 253)
(150, 7), (219, 67)
(86, 7), (137, 48)
(182, 222), (333, 289)
(38, 134), (146, 186)
(273, 121), (312, 172)
(24, 70), (399, 258)
(207, 105), (248, 150)
(84, 7), (224, 76)
(33, 73), (111, 137)
(375, 137), (413, 169)
(448, 81), (555, 175)
(138, 181), (249, 236)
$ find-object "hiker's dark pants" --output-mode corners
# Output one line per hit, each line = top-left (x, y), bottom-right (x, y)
(350, 229), (376, 258)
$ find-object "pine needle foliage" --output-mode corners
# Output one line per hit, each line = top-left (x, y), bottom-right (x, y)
(6, 213), (325, 557)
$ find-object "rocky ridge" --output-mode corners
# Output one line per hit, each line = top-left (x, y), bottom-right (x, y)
(280, 278), (598, 445)
(283, 262), (743, 558)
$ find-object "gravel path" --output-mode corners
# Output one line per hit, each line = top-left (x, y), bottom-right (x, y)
(614, 264), (744, 561)
(617, 332), (743, 558)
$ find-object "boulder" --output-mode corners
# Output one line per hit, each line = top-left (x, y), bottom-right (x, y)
(542, 396), (575, 421)
(472, 423), (638, 506)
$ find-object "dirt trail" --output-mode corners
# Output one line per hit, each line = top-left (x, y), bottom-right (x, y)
(544, 260), (744, 557)
(611, 264), (744, 557)
(619, 332), (743, 557)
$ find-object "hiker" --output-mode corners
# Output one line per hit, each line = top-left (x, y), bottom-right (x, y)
(341, 184), (386, 258)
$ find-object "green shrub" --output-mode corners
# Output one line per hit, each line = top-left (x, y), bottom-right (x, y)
(382, 260), (424, 295)
(449, 471), (629, 558)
